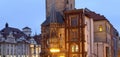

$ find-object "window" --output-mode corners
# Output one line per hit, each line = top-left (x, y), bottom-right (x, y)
(71, 44), (79, 52)
(71, 17), (78, 26)
(86, 22), (89, 31)
(70, 29), (78, 40)
(73, 31), (77, 38)
(99, 25), (103, 32)
(106, 47), (109, 57)
(106, 26), (110, 33)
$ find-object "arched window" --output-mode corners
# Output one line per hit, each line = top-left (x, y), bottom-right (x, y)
(71, 44), (79, 52)
(99, 25), (103, 32)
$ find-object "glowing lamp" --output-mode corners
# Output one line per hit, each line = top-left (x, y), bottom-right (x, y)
(60, 56), (65, 57)
(50, 48), (60, 53)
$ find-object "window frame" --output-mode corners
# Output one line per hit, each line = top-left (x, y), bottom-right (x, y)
(99, 25), (103, 32)
(70, 44), (79, 53)
(70, 16), (78, 27)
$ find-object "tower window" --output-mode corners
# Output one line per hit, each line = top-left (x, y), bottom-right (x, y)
(99, 25), (103, 32)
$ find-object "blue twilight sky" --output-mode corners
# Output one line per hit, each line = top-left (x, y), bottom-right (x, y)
(0, 0), (120, 35)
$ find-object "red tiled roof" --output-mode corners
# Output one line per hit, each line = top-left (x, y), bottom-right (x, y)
(85, 10), (107, 21)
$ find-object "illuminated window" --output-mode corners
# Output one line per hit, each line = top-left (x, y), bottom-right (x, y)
(99, 25), (103, 32)
(71, 44), (79, 52)
(30, 44), (34, 47)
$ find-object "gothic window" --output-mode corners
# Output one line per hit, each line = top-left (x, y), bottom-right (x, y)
(99, 25), (103, 32)
(71, 44), (79, 52)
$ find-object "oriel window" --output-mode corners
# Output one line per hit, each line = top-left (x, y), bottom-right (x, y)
(71, 17), (78, 26)
(70, 29), (78, 40)
(99, 25), (103, 32)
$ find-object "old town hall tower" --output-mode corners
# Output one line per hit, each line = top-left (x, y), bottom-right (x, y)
(46, 0), (75, 17)
(41, 0), (95, 57)
(41, 0), (119, 57)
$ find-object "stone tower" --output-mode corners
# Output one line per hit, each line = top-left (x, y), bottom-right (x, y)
(46, 0), (75, 17)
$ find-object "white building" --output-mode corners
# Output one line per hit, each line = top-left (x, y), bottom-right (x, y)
(0, 23), (41, 57)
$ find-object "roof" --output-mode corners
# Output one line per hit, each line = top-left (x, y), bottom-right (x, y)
(33, 34), (41, 44)
(0, 25), (27, 39)
(64, 8), (107, 21)
(42, 12), (64, 26)
(22, 27), (31, 30)
(85, 10), (107, 21)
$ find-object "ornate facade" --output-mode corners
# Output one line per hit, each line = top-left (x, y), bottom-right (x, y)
(0, 23), (41, 57)
(41, 0), (119, 57)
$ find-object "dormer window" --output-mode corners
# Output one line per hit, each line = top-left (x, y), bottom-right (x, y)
(99, 25), (103, 32)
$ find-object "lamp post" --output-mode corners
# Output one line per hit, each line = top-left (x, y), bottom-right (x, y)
(50, 48), (60, 57)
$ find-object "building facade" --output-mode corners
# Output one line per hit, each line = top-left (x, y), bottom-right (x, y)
(41, 0), (119, 57)
(86, 10), (119, 57)
(64, 9), (94, 57)
(0, 23), (41, 57)
(118, 36), (120, 57)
